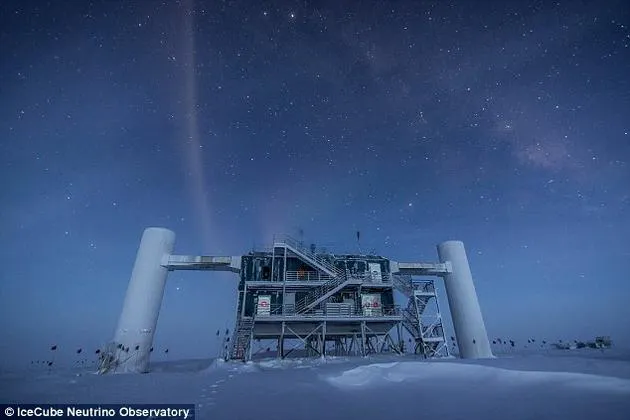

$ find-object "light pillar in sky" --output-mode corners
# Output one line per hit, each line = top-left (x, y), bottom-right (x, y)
(112, 227), (175, 373)
(437, 240), (493, 359)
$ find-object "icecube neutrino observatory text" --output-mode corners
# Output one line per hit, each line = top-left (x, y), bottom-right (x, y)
(1, 404), (195, 419)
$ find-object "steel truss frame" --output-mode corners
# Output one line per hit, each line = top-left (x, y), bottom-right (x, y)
(238, 320), (406, 361)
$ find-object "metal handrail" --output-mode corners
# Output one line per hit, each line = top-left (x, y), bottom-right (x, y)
(284, 271), (335, 282)
(259, 303), (402, 317)
(420, 317), (444, 339)
(251, 272), (391, 284)
(414, 281), (436, 294)
(348, 272), (391, 282)
(392, 274), (437, 297)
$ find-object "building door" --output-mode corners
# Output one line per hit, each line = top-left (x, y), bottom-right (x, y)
(284, 292), (295, 314)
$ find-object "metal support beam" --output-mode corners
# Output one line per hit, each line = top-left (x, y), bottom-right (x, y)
(279, 321), (285, 359)
(390, 261), (451, 276)
(283, 323), (324, 357)
(360, 321), (367, 357)
(247, 322), (255, 361)
(241, 284), (248, 318)
(322, 321), (327, 357)
(165, 255), (242, 272)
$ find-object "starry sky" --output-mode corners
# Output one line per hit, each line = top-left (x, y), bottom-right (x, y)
(1, 0), (629, 367)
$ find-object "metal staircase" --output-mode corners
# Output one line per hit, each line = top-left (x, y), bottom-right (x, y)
(392, 273), (414, 297)
(391, 274), (448, 357)
(401, 293), (429, 337)
(402, 300), (421, 337)
(274, 234), (345, 279)
(275, 234), (357, 314)
(294, 277), (362, 313)
(230, 317), (254, 361)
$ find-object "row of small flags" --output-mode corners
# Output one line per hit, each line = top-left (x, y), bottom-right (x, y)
(40, 330), (237, 367)
(47, 345), (170, 354)
(217, 329), (231, 359)
(447, 336), (553, 347)
(45, 337), (566, 354)
(34, 345), (171, 367)
(37, 334), (575, 367)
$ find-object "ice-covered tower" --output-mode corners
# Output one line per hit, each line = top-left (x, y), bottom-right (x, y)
(111, 227), (175, 373)
(437, 240), (493, 359)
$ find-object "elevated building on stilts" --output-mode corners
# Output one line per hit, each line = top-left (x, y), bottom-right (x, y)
(230, 234), (450, 361)
(102, 228), (492, 373)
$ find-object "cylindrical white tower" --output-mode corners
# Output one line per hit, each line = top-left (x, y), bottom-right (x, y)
(437, 240), (493, 359)
(112, 227), (175, 373)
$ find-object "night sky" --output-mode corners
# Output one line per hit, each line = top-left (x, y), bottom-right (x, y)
(1, 0), (629, 367)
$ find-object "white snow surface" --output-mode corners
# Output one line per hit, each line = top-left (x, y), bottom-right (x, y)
(326, 360), (630, 393)
(2, 350), (630, 420)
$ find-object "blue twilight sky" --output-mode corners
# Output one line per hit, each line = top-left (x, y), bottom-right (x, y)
(1, 0), (629, 366)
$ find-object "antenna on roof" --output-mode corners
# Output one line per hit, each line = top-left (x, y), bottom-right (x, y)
(356, 230), (362, 254)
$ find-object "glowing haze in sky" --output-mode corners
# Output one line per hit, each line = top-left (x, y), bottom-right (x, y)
(1, 0), (629, 366)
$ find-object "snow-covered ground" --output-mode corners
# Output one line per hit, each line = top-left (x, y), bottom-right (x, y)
(2, 349), (630, 420)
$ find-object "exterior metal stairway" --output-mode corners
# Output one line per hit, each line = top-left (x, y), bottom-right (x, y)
(401, 294), (428, 335)
(230, 317), (254, 361)
(274, 234), (345, 279)
(275, 234), (357, 314)
(402, 300), (421, 337)
(391, 273), (414, 298)
(294, 277), (362, 313)
(391, 274), (447, 357)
